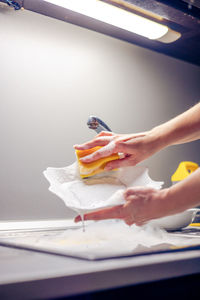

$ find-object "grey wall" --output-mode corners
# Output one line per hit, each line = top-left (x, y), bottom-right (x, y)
(0, 5), (200, 220)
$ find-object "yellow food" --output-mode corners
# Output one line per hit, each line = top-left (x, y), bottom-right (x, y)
(75, 146), (120, 178)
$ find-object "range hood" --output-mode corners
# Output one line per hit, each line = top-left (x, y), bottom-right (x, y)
(1, 0), (200, 66)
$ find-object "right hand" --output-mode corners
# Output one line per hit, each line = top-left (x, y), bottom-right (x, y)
(75, 186), (168, 226)
(74, 129), (161, 170)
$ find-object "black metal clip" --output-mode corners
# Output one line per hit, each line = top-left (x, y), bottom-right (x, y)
(6, 0), (21, 10)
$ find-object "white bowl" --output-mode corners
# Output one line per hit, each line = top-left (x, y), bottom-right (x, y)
(149, 208), (199, 231)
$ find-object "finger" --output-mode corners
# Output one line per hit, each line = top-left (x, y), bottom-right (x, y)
(116, 133), (146, 144)
(74, 215), (84, 223)
(135, 220), (146, 226)
(80, 141), (116, 163)
(74, 136), (113, 150)
(75, 205), (126, 222)
(123, 194), (137, 204)
(124, 188), (140, 198)
(74, 132), (114, 150)
(97, 131), (114, 137)
(124, 186), (155, 198)
(124, 216), (135, 226)
(105, 156), (137, 170)
(115, 141), (135, 154)
(115, 134), (145, 153)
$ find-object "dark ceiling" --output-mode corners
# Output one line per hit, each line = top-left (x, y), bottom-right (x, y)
(1, 0), (200, 66)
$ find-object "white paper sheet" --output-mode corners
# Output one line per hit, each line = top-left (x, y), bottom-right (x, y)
(43, 163), (163, 214)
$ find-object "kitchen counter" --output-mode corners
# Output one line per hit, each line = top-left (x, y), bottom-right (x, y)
(0, 220), (200, 299)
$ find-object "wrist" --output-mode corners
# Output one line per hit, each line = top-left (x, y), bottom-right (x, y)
(148, 126), (169, 153)
(150, 124), (175, 150)
(157, 186), (187, 217)
(155, 188), (172, 217)
(143, 188), (170, 221)
(151, 187), (182, 220)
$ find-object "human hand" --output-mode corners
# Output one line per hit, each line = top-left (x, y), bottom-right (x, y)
(74, 187), (168, 226)
(74, 129), (161, 170)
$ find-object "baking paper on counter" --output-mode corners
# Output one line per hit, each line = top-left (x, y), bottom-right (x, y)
(1, 220), (200, 260)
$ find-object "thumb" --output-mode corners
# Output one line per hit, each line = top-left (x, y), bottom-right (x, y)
(105, 156), (137, 170)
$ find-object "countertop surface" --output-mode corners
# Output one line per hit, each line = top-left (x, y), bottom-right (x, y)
(0, 220), (200, 300)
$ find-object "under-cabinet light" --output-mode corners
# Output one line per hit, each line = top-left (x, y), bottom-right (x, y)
(44, 0), (181, 43)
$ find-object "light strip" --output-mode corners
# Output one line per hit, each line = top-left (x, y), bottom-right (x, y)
(44, 0), (181, 42)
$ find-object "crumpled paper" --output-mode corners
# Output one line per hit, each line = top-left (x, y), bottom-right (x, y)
(2, 220), (200, 260)
(43, 163), (163, 214)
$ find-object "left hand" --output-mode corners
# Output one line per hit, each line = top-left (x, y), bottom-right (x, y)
(74, 130), (161, 170)
(74, 187), (168, 226)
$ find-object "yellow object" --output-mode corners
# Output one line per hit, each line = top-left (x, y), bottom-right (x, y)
(75, 146), (120, 178)
(171, 161), (199, 183)
(189, 223), (200, 227)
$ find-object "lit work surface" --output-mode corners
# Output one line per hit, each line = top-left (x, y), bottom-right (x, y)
(0, 220), (200, 300)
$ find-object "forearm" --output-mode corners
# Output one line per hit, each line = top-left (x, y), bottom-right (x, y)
(161, 168), (200, 216)
(151, 102), (200, 149)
